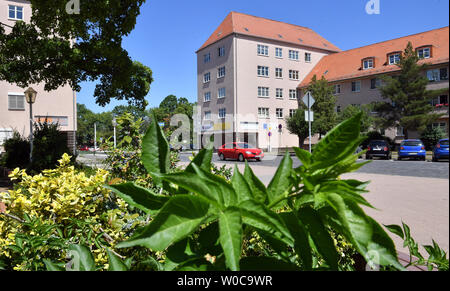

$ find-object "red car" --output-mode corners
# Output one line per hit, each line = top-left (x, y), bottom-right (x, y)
(79, 145), (89, 151)
(218, 142), (264, 162)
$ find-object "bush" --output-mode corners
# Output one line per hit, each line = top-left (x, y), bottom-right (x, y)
(421, 127), (447, 151)
(0, 132), (30, 170)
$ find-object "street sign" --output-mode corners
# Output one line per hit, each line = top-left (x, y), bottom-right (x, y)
(158, 122), (165, 127)
(268, 132), (272, 137)
(305, 111), (314, 122)
(302, 91), (315, 109)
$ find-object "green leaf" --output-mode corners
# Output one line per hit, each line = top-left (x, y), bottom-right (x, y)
(67, 244), (96, 271)
(185, 149), (213, 173)
(117, 195), (210, 251)
(106, 183), (169, 214)
(142, 111), (170, 185)
(267, 152), (293, 209)
(106, 249), (128, 271)
(384, 224), (405, 240)
(279, 212), (313, 270)
(240, 257), (300, 271)
(198, 222), (222, 256)
(297, 207), (339, 270)
(243, 161), (268, 204)
(43, 259), (64, 271)
(218, 208), (243, 271)
(294, 147), (312, 167)
(239, 200), (293, 245)
(231, 165), (254, 202)
(175, 258), (215, 271)
(311, 112), (366, 169)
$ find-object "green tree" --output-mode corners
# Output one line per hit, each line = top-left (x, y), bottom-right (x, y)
(421, 126), (447, 151)
(337, 105), (374, 133)
(77, 104), (113, 146)
(307, 76), (337, 139)
(286, 109), (310, 148)
(0, 1), (152, 107)
(374, 42), (446, 139)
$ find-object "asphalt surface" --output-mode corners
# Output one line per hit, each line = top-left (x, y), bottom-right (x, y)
(178, 153), (449, 179)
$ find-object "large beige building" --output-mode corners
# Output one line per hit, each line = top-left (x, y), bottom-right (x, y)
(197, 12), (449, 150)
(0, 0), (77, 152)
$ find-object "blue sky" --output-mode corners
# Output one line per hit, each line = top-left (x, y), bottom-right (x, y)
(78, 0), (450, 113)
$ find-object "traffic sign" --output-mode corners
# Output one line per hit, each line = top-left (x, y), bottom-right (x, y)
(268, 132), (272, 137)
(305, 111), (314, 122)
(302, 91), (315, 109)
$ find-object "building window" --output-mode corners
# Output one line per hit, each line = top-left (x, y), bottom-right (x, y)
(218, 46), (225, 57)
(289, 70), (299, 80)
(8, 5), (23, 20)
(258, 87), (270, 98)
(276, 88), (283, 99)
(276, 48), (283, 58)
(417, 47), (431, 59)
(275, 68), (283, 78)
(257, 66), (269, 77)
(427, 68), (448, 82)
(257, 44), (269, 56)
(204, 111), (211, 120)
(432, 95), (449, 107)
(289, 109), (296, 118)
(305, 53), (311, 62)
(0, 129), (13, 146)
(333, 84), (341, 95)
(396, 126), (405, 137)
(203, 72), (211, 83)
(336, 106), (342, 113)
(276, 108), (283, 119)
(389, 53), (401, 65)
(370, 78), (382, 89)
(289, 89), (297, 100)
(217, 66), (226, 78)
(289, 50), (299, 61)
(432, 123), (448, 132)
(351, 81), (361, 92)
(8, 94), (25, 110)
(218, 108), (226, 119)
(203, 53), (211, 63)
(258, 108), (270, 119)
(363, 58), (374, 70)
(218, 88), (226, 99)
(204, 92), (211, 102)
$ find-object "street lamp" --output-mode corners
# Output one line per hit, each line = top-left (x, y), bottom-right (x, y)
(112, 117), (117, 148)
(24, 87), (37, 163)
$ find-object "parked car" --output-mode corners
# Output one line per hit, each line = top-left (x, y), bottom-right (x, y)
(366, 140), (392, 160)
(432, 138), (449, 162)
(79, 145), (89, 152)
(218, 142), (264, 162)
(398, 139), (426, 161)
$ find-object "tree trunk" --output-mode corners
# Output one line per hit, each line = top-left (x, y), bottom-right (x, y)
(404, 128), (409, 140)
(299, 137), (305, 149)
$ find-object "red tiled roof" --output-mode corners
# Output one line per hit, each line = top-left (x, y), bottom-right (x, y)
(299, 26), (450, 87)
(197, 12), (341, 53)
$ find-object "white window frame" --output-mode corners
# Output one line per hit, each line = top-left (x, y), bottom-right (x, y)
(305, 53), (312, 63)
(204, 111), (211, 121)
(275, 47), (283, 58)
(8, 5), (23, 20)
(417, 47), (431, 59)
(333, 84), (341, 95)
(203, 53), (211, 63)
(289, 89), (297, 100)
(351, 81), (361, 93)
(363, 59), (374, 70)
(203, 72), (211, 83)
(258, 87), (270, 98)
(204, 92), (211, 102)
(218, 108), (226, 119)
(257, 66), (269, 77)
(276, 88), (283, 99)
(396, 126), (405, 137)
(276, 108), (283, 119)
(289, 109), (296, 118)
(218, 46), (225, 57)
(257, 44), (269, 56)
(289, 50), (299, 61)
(275, 68), (283, 79)
(218, 88), (226, 99)
(389, 53), (400, 65)
(8, 94), (25, 110)
(289, 70), (299, 80)
(217, 66), (226, 78)
(258, 108), (270, 119)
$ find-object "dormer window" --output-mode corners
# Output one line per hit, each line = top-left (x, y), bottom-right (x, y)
(363, 58), (374, 70)
(417, 46), (431, 59)
(388, 52), (401, 65)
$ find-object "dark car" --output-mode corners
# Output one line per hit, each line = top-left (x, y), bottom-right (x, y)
(432, 138), (449, 162)
(218, 142), (264, 162)
(398, 139), (426, 161)
(366, 140), (392, 160)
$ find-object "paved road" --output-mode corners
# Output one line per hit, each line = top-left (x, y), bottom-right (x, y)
(179, 153), (449, 179)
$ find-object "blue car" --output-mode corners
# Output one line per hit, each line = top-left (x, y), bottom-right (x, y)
(432, 138), (449, 162)
(398, 139), (426, 161)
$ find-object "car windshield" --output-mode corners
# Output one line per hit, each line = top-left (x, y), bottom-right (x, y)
(440, 140), (449, 146)
(402, 141), (423, 146)
(237, 143), (255, 149)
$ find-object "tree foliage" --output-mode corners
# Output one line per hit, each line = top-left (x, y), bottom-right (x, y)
(337, 105), (374, 133)
(0, 0), (152, 107)
(285, 108), (310, 148)
(374, 42), (446, 139)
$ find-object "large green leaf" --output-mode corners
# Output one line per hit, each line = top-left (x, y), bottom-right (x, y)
(240, 257), (300, 271)
(322, 193), (404, 270)
(142, 111), (170, 185)
(238, 200), (293, 245)
(267, 152), (293, 209)
(185, 149), (213, 173)
(231, 165), (254, 202)
(106, 183), (169, 214)
(297, 207), (339, 270)
(311, 112), (365, 169)
(67, 244), (96, 271)
(106, 249), (128, 271)
(294, 147), (312, 167)
(279, 212), (313, 270)
(117, 195), (210, 251)
(243, 161), (268, 204)
(43, 259), (64, 271)
(218, 208), (243, 271)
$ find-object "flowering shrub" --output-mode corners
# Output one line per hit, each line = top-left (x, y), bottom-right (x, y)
(0, 154), (145, 270)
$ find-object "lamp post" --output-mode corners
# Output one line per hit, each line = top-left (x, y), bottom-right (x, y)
(112, 118), (117, 148)
(24, 87), (37, 163)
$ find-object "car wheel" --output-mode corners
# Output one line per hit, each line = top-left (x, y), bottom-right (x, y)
(238, 154), (245, 162)
(366, 155), (371, 160)
(219, 153), (225, 161)
(432, 156), (438, 162)
(256, 158), (261, 162)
